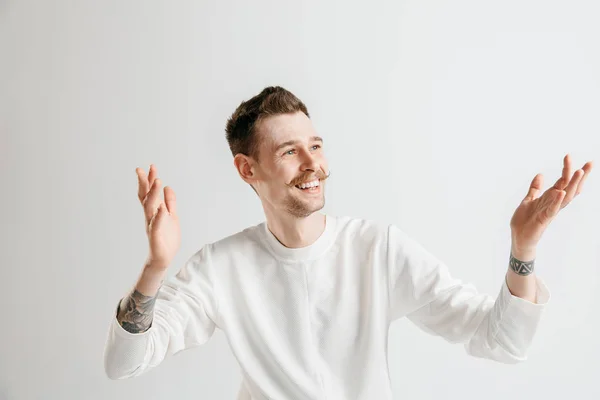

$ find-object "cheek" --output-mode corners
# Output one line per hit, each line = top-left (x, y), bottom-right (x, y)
(265, 169), (294, 190)
(278, 166), (298, 184)
(314, 154), (327, 168)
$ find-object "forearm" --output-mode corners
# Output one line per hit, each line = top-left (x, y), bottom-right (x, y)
(116, 261), (168, 333)
(505, 244), (537, 303)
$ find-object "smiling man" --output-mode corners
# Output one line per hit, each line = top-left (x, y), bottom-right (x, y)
(103, 86), (593, 399)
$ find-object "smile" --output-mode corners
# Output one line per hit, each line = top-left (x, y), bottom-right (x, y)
(295, 179), (320, 189)
(294, 179), (321, 193)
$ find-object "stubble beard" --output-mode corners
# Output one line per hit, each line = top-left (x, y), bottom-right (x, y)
(283, 190), (325, 218)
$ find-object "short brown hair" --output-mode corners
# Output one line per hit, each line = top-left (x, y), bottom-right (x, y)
(225, 86), (310, 162)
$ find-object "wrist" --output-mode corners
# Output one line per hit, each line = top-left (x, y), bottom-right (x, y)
(509, 250), (536, 276)
(510, 240), (536, 261)
(136, 261), (168, 297)
(511, 248), (536, 262)
(144, 255), (170, 272)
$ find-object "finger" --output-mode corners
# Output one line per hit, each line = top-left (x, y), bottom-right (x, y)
(148, 203), (164, 232)
(546, 190), (567, 219)
(558, 153), (572, 190)
(551, 176), (564, 192)
(562, 168), (585, 206)
(164, 186), (177, 216)
(143, 178), (163, 223)
(148, 164), (157, 189)
(136, 167), (150, 204)
(575, 161), (594, 195)
(154, 203), (168, 229)
(524, 173), (544, 201)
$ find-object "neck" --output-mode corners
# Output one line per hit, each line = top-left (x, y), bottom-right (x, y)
(263, 210), (326, 248)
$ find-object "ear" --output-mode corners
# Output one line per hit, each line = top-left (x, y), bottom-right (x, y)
(233, 154), (257, 185)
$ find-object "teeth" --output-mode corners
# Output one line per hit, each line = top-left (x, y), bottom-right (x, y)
(297, 179), (320, 189)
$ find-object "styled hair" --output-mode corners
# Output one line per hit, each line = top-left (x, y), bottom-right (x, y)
(225, 86), (310, 162)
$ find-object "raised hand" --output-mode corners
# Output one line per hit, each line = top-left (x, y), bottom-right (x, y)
(510, 154), (593, 253)
(136, 164), (181, 270)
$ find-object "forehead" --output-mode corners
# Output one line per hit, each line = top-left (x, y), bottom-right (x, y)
(257, 111), (317, 150)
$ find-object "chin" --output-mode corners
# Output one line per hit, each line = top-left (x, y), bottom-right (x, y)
(283, 194), (325, 218)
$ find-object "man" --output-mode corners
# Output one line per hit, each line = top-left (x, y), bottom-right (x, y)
(103, 86), (593, 399)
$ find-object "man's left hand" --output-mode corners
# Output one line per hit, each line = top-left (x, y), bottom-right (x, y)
(510, 154), (593, 254)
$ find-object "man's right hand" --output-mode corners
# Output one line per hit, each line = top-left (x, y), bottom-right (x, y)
(136, 164), (181, 271)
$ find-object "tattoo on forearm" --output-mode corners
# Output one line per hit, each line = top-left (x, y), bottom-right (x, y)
(117, 288), (160, 334)
(509, 253), (535, 276)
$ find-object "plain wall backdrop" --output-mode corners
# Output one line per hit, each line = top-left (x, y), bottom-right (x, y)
(1, 0), (599, 399)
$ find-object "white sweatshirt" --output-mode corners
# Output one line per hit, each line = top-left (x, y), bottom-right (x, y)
(103, 214), (550, 399)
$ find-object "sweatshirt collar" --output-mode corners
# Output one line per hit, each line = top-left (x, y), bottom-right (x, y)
(261, 214), (337, 262)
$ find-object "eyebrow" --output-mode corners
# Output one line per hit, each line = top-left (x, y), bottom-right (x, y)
(274, 136), (323, 153)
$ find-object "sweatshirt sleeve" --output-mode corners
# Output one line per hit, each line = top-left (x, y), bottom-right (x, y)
(103, 245), (219, 379)
(386, 224), (550, 364)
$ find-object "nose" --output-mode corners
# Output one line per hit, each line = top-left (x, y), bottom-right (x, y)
(300, 151), (320, 172)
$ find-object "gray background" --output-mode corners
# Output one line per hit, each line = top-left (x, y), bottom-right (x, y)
(1, 0), (599, 399)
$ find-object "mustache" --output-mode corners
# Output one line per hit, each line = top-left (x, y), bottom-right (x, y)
(288, 170), (331, 187)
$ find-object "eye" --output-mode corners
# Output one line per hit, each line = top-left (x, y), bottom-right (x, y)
(283, 145), (321, 156)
